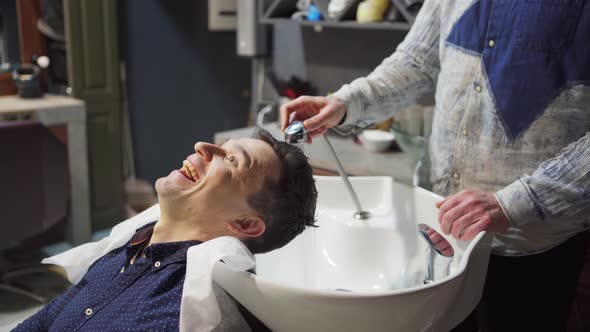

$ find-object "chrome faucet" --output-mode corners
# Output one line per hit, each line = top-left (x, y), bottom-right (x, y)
(417, 223), (454, 284)
(284, 121), (371, 220)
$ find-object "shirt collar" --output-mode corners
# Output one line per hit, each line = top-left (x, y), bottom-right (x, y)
(126, 221), (202, 270)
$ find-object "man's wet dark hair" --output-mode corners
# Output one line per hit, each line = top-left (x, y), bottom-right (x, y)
(244, 127), (318, 254)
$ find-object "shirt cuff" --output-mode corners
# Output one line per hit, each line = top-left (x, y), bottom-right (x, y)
(495, 177), (543, 228)
(332, 84), (364, 127)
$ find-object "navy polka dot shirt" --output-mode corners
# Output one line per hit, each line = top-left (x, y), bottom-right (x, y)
(14, 222), (204, 331)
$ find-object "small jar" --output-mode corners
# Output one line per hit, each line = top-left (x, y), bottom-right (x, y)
(13, 63), (42, 98)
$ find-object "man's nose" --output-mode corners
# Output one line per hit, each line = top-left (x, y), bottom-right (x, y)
(194, 142), (226, 161)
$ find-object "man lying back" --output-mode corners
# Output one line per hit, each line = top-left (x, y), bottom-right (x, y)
(14, 128), (318, 331)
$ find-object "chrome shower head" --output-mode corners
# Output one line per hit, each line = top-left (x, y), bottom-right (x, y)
(284, 121), (307, 144)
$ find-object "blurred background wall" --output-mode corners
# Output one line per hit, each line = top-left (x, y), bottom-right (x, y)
(122, 0), (251, 184)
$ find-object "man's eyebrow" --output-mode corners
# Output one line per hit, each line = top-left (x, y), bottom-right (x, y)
(224, 140), (253, 169)
(236, 144), (253, 169)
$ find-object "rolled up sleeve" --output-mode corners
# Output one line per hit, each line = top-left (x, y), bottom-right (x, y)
(496, 132), (590, 227)
(333, 0), (441, 127)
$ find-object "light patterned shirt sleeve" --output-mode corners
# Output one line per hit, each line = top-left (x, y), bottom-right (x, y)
(496, 132), (590, 227)
(333, 0), (441, 127)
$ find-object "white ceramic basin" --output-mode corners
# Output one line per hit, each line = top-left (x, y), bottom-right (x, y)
(214, 176), (492, 332)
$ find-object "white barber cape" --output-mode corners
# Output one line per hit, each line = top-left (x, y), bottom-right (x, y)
(43, 204), (256, 332)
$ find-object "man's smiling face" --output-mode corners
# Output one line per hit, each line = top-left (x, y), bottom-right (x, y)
(155, 138), (281, 229)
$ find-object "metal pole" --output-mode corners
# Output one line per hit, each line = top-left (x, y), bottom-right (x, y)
(322, 135), (371, 220)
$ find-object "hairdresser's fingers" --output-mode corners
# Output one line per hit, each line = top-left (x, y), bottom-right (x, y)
(440, 200), (472, 235)
(437, 194), (462, 227)
(450, 211), (479, 239)
(436, 192), (456, 208)
(280, 96), (325, 130)
(303, 106), (336, 132)
(303, 99), (346, 132)
(458, 217), (490, 241)
(280, 97), (307, 130)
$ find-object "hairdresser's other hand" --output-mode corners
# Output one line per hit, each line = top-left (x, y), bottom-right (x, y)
(280, 96), (346, 142)
(436, 189), (511, 241)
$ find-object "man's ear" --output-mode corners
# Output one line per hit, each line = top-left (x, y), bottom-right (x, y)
(227, 216), (266, 238)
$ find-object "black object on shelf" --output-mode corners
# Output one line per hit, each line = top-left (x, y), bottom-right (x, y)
(12, 63), (43, 98)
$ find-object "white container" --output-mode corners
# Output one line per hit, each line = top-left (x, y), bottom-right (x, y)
(358, 129), (395, 152)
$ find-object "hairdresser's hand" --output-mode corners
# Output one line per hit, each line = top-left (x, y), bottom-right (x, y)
(280, 96), (347, 142)
(436, 189), (511, 241)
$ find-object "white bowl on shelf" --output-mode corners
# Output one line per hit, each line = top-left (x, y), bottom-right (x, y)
(359, 129), (395, 152)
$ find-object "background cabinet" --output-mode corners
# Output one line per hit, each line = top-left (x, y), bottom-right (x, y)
(64, 0), (124, 230)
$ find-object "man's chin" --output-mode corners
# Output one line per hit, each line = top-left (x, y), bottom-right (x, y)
(155, 176), (197, 202)
(154, 177), (167, 195)
(154, 177), (181, 199)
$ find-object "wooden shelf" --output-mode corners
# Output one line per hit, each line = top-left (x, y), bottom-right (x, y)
(260, 0), (416, 31)
(260, 17), (411, 31)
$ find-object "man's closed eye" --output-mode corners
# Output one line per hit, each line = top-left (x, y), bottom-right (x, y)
(226, 156), (238, 167)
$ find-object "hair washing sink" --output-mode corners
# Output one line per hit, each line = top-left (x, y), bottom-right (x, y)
(213, 176), (492, 332)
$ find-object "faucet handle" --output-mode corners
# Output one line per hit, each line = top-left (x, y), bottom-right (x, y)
(417, 223), (454, 284)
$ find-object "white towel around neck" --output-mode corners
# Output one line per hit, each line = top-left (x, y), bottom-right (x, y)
(42, 204), (255, 332)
